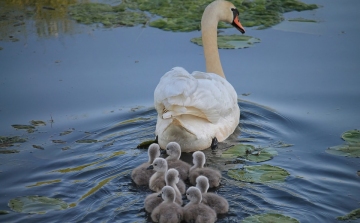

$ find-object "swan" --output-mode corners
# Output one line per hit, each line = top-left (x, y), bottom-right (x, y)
(131, 143), (160, 186)
(144, 168), (183, 213)
(147, 158), (186, 194)
(154, 0), (245, 152)
(163, 142), (191, 180)
(183, 186), (217, 223)
(151, 186), (183, 223)
(196, 175), (229, 214)
(189, 151), (221, 188)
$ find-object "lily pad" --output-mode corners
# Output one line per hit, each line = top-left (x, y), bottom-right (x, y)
(59, 129), (73, 136)
(242, 213), (299, 223)
(228, 164), (290, 183)
(0, 149), (19, 154)
(341, 129), (360, 143)
(191, 35), (260, 49)
(222, 144), (277, 162)
(32, 145), (44, 150)
(326, 144), (360, 158)
(11, 124), (36, 133)
(137, 139), (157, 148)
(0, 210), (9, 215)
(337, 208), (360, 221)
(52, 140), (66, 144)
(75, 139), (98, 143)
(0, 136), (26, 148)
(30, 120), (46, 126)
(8, 195), (68, 214)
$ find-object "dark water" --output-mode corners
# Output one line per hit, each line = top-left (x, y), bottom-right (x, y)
(1, 0), (360, 222)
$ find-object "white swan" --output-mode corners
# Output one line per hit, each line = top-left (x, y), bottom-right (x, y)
(154, 0), (245, 152)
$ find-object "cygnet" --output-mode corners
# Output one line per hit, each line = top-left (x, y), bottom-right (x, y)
(131, 143), (160, 186)
(183, 187), (217, 223)
(189, 151), (221, 188)
(163, 142), (191, 181)
(196, 175), (229, 214)
(151, 186), (183, 223)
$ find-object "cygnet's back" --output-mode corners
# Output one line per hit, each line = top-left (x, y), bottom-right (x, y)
(196, 175), (229, 214)
(148, 158), (185, 193)
(183, 187), (217, 223)
(164, 142), (191, 181)
(131, 143), (160, 186)
(189, 151), (221, 188)
(151, 186), (183, 223)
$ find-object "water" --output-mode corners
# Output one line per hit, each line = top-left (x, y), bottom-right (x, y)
(1, 0), (360, 222)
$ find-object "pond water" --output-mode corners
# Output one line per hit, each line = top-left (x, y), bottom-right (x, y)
(1, 0), (360, 222)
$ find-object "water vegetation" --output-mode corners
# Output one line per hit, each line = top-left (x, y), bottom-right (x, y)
(222, 144), (277, 162)
(191, 34), (260, 49)
(137, 139), (157, 148)
(337, 208), (360, 221)
(26, 179), (61, 188)
(288, 17), (318, 23)
(242, 213), (300, 223)
(228, 164), (290, 183)
(8, 195), (68, 214)
(326, 129), (360, 158)
(0, 136), (26, 148)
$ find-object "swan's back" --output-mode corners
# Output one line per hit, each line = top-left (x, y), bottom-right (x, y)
(155, 67), (240, 152)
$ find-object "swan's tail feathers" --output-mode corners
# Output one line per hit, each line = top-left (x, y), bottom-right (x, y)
(161, 105), (216, 123)
(172, 118), (196, 136)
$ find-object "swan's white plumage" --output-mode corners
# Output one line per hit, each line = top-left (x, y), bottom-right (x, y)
(155, 67), (240, 152)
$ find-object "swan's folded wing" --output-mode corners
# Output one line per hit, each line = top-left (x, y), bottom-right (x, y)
(154, 67), (238, 123)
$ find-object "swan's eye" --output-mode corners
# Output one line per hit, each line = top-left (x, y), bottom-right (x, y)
(154, 164), (157, 166)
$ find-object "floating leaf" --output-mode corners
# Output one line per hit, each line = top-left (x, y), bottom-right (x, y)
(137, 139), (157, 148)
(0, 149), (20, 154)
(59, 129), (73, 136)
(326, 144), (360, 158)
(30, 120), (46, 126)
(76, 139), (98, 143)
(222, 144), (277, 162)
(0, 210), (9, 215)
(32, 145), (44, 150)
(26, 179), (61, 188)
(337, 208), (360, 221)
(242, 213), (300, 223)
(191, 35), (260, 49)
(52, 140), (66, 144)
(228, 164), (290, 183)
(11, 124), (35, 133)
(341, 129), (360, 143)
(8, 195), (68, 214)
(0, 136), (26, 148)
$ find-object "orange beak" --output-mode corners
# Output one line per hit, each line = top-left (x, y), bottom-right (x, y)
(233, 15), (245, 34)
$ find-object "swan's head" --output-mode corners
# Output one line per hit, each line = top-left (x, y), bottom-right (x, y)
(159, 185), (176, 202)
(148, 157), (168, 173)
(148, 143), (161, 163)
(186, 186), (202, 204)
(192, 151), (206, 168)
(196, 175), (210, 193)
(166, 168), (180, 185)
(165, 142), (182, 160)
(203, 0), (245, 34)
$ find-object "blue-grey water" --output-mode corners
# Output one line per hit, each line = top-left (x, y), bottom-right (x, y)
(1, 0), (360, 222)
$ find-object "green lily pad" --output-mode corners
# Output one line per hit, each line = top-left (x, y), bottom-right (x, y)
(222, 144), (277, 162)
(0, 136), (26, 148)
(8, 195), (68, 214)
(75, 139), (98, 143)
(342, 129), (360, 143)
(11, 124), (36, 133)
(228, 164), (290, 183)
(326, 144), (360, 158)
(0, 210), (9, 215)
(337, 208), (360, 221)
(191, 35), (260, 49)
(30, 120), (46, 126)
(0, 149), (19, 154)
(137, 139), (157, 148)
(242, 213), (299, 223)
(59, 130), (73, 136)
(69, 3), (148, 27)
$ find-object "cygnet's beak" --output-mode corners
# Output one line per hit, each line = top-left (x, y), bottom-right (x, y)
(147, 165), (154, 170)
(157, 193), (162, 197)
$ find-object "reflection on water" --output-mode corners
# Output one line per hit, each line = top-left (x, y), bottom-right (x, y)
(0, 0), (89, 41)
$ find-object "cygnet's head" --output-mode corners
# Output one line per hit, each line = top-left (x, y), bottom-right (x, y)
(186, 186), (202, 204)
(147, 157), (168, 173)
(196, 175), (209, 193)
(166, 168), (180, 185)
(165, 142), (181, 160)
(159, 186), (176, 202)
(148, 143), (161, 163)
(192, 151), (206, 168)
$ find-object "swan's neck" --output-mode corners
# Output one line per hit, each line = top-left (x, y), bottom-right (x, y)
(201, 3), (225, 78)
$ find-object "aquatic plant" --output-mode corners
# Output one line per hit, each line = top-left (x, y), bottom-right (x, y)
(222, 144), (277, 162)
(337, 208), (360, 221)
(8, 195), (68, 214)
(228, 164), (290, 183)
(326, 129), (360, 158)
(191, 34), (260, 49)
(242, 213), (300, 223)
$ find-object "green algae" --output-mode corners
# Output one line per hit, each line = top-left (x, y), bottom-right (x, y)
(68, 3), (148, 27)
(8, 195), (68, 214)
(337, 208), (360, 221)
(326, 129), (360, 158)
(191, 34), (260, 49)
(228, 164), (290, 183)
(222, 144), (277, 162)
(242, 213), (300, 223)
